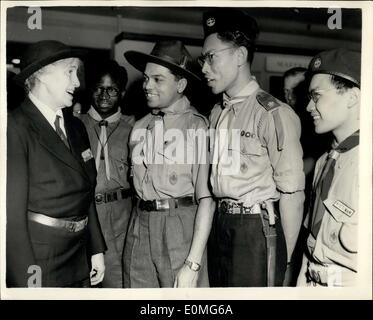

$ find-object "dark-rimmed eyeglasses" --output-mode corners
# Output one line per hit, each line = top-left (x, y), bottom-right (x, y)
(307, 88), (336, 103)
(93, 86), (119, 97)
(197, 47), (235, 67)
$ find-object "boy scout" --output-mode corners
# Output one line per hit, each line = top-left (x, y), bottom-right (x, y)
(79, 60), (134, 287)
(200, 9), (305, 286)
(297, 49), (360, 287)
(123, 40), (215, 287)
(7, 40), (106, 287)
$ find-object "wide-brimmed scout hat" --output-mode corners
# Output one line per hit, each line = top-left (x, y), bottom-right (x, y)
(308, 48), (361, 87)
(14, 40), (86, 85)
(124, 40), (200, 82)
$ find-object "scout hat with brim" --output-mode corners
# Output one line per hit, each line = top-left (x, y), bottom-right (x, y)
(14, 40), (87, 85)
(124, 40), (200, 82)
(308, 48), (361, 87)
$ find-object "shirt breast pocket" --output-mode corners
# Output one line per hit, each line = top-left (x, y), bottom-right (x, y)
(324, 197), (358, 253)
(239, 135), (264, 156)
(219, 136), (263, 175)
(230, 136), (264, 174)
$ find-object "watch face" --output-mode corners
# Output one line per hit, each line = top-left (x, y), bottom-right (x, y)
(191, 262), (200, 271)
(185, 260), (201, 271)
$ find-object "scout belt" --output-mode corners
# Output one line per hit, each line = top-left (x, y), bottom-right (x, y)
(28, 212), (88, 233)
(95, 188), (132, 205)
(218, 199), (262, 215)
(138, 196), (195, 212)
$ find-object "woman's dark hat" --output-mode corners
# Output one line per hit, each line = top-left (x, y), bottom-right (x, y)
(124, 40), (200, 82)
(14, 40), (87, 85)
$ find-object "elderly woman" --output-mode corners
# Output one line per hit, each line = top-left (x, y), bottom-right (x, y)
(7, 40), (106, 287)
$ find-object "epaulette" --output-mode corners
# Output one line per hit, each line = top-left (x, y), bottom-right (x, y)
(256, 91), (284, 151)
(256, 91), (281, 112)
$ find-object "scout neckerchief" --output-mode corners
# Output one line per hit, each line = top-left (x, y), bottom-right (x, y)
(87, 106), (122, 180)
(146, 109), (165, 165)
(143, 97), (190, 165)
(310, 130), (359, 238)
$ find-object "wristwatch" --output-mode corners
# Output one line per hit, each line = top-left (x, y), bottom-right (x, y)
(184, 259), (201, 272)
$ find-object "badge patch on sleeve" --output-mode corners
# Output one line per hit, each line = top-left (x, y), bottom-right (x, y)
(333, 200), (355, 217)
(81, 148), (94, 162)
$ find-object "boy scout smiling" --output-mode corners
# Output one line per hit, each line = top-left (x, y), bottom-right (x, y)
(123, 40), (215, 288)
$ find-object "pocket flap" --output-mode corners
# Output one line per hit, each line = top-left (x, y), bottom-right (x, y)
(230, 136), (263, 156)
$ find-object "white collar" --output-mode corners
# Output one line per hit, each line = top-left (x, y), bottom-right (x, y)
(162, 96), (190, 115)
(29, 92), (64, 129)
(223, 78), (260, 103)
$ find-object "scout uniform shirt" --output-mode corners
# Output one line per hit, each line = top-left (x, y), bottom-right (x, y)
(124, 96), (211, 287)
(209, 79), (305, 207)
(80, 110), (134, 237)
(80, 111), (133, 189)
(302, 144), (359, 286)
(80, 109), (134, 287)
(130, 96), (211, 201)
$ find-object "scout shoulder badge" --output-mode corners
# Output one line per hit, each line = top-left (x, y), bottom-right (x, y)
(256, 91), (284, 151)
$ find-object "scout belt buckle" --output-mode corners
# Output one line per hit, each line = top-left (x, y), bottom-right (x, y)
(219, 200), (258, 214)
(95, 193), (105, 204)
(154, 199), (169, 211)
(66, 218), (87, 232)
(219, 200), (241, 214)
(28, 212), (88, 233)
(139, 199), (169, 211)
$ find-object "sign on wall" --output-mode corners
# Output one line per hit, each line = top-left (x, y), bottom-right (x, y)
(265, 54), (312, 73)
